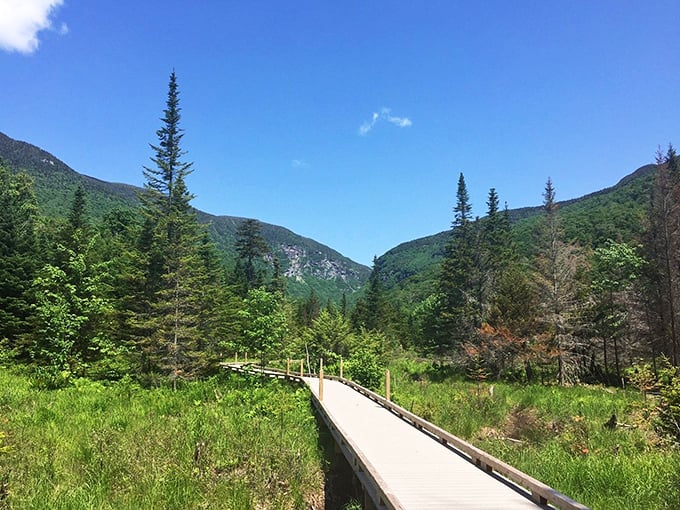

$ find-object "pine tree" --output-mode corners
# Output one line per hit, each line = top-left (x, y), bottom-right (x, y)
(479, 188), (514, 323)
(268, 255), (287, 295)
(437, 173), (480, 352)
(234, 218), (270, 293)
(352, 256), (389, 332)
(137, 71), (217, 387)
(298, 288), (321, 327)
(0, 165), (39, 357)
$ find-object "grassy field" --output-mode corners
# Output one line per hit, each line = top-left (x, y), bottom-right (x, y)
(388, 358), (680, 510)
(3, 360), (679, 510)
(0, 368), (324, 509)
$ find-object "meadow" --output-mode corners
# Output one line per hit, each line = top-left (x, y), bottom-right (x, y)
(3, 359), (679, 510)
(0, 369), (324, 509)
(388, 358), (680, 510)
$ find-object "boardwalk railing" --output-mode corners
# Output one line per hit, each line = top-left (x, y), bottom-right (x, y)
(222, 361), (590, 510)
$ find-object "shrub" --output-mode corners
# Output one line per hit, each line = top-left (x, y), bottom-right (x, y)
(345, 347), (382, 390)
(656, 363), (680, 443)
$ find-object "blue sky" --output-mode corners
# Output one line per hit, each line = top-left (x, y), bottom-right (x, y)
(2, 1), (679, 266)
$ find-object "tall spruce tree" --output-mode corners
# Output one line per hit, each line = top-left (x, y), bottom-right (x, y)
(138, 71), (216, 388)
(437, 173), (480, 352)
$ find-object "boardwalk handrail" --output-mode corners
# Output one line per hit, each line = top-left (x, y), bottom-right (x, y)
(222, 361), (590, 510)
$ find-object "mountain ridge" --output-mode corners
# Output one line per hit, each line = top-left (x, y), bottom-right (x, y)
(0, 131), (370, 301)
(375, 161), (656, 303)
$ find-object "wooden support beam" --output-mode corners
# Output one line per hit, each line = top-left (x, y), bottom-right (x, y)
(319, 358), (324, 401)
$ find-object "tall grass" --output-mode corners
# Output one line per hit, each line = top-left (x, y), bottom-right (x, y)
(0, 368), (324, 509)
(389, 358), (680, 510)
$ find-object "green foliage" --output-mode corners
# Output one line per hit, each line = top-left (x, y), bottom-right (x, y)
(345, 347), (382, 389)
(344, 329), (390, 389)
(437, 173), (481, 350)
(0, 368), (324, 509)
(135, 72), (222, 387)
(376, 164), (657, 319)
(389, 359), (680, 510)
(30, 229), (114, 388)
(301, 307), (354, 368)
(0, 164), (39, 354)
(239, 288), (289, 367)
(234, 218), (270, 293)
(0, 132), (370, 306)
(656, 362), (680, 443)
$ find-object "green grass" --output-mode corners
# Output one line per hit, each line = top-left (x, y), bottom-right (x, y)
(0, 369), (324, 509)
(388, 358), (680, 510)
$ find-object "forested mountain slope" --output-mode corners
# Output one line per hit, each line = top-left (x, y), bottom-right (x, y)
(0, 131), (370, 301)
(376, 163), (656, 305)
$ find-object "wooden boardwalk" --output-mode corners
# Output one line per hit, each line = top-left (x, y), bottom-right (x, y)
(223, 363), (589, 510)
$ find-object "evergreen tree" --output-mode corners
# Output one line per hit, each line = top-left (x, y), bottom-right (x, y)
(352, 256), (389, 332)
(68, 186), (86, 233)
(268, 255), (287, 295)
(437, 173), (479, 352)
(137, 71), (218, 387)
(303, 306), (354, 368)
(297, 288), (321, 327)
(478, 188), (514, 323)
(0, 165), (39, 357)
(234, 218), (270, 293)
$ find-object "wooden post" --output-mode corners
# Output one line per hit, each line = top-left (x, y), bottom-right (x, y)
(319, 358), (324, 401)
(234, 352), (238, 363)
(300, 359), (304, 377)
(286, 358), (290, 375)
(339, 356), (344, 379)
(385, 369), (391, 401)
(245, 352), (248, 363)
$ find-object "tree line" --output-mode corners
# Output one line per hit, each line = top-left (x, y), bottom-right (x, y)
(0, 72), (389, 389)
(2, 72), (679, 403)
(385, 149), (680, 388)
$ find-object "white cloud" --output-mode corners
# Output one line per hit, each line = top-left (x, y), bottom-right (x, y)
(0, 0), (66, 54)
(292, 159), (309, 169)
(359, 108), (412, 135)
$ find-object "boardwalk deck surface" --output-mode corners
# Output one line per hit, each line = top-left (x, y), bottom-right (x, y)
(304, 376), (542, 510)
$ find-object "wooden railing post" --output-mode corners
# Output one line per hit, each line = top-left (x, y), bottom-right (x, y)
(340, 356), (344, 379)
(319, 358), (324, 401)
(245, 352), (248, 363)
(286, 358), (290, 375)
(385, 369), (391, 401)
(234, 352), (238, 363)
(300, 359), (304, 377)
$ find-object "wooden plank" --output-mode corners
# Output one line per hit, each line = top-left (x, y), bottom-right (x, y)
(306, 376), (542, 510)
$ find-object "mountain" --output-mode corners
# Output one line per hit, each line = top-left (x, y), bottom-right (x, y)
(0, 131), (370, 302)
(376, 163), (657, 306)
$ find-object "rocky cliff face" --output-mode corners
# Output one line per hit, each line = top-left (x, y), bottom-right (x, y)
(280, 244), (364, 285)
